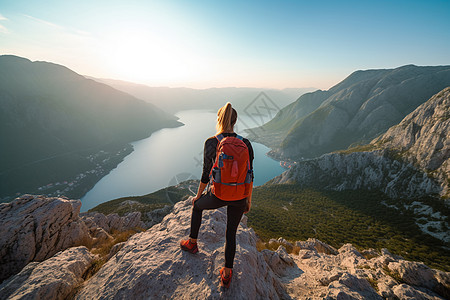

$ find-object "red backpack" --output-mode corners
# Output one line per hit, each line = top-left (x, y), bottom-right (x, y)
(210, 134), (253, 201)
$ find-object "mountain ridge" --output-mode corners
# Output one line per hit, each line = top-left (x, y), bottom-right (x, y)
(271, 87), (449, 198)
(0, 55), (181, 200)
(89, 76), (316, 114)
(247, 65), (450, 160)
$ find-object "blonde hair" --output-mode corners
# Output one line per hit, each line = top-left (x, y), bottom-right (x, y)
(216, 102), (237, 134)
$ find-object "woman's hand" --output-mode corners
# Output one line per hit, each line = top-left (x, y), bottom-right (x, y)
(190, 194), (201, 206)
(191, 182), (207, 205)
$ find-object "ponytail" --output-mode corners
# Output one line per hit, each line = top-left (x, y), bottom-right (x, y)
(216, 102), (237, 134)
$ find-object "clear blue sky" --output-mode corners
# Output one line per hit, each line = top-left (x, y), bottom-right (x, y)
(1, 0), (449, 89)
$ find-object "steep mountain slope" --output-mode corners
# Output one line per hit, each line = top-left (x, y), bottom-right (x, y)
(248, 65), (450, 159)
(272, 87), (450, 198)
(372, 87), (450, 194)
(0, 55), (181, 199)
(267, 88), (449, 246)
(91, 77), (315, 113)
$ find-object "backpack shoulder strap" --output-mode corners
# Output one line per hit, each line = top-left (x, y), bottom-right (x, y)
(216, 134), (224, 142)
(236, 134), (243, 140)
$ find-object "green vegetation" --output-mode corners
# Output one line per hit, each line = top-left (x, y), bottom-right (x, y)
(336, 144), (378, 155)
(365, 277), (379, 292)
(382, 266), (404, 284)
(248, 184), (450, 271)
(89, 181), (195, 223)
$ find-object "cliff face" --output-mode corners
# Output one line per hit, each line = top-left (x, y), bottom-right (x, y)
(272, 87), (450, 199)
(248, 65), (450, 160)
(271, 150), (441, 199)
(372, 87), (450, 196)
(1, 196), (449, 300)
(0, 195), (144, 283)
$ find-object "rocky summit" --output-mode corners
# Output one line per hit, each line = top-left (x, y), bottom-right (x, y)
(73, 199), (286, 299)
(248, 65), (450, 160)
(1, 196), (449, 299)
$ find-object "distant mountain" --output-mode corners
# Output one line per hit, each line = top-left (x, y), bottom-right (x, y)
(247, 65), (450, 159)
(266, 88), (450, 247)
(271, 87), (450, 199)
(0, 55), (181, 200)
(89, 77), (316, 114)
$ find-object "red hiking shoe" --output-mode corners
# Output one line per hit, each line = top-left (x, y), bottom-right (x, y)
(219, 267), (232, 288)
(180, 239), (198, 254)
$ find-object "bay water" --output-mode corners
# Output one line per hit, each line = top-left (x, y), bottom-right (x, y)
(80, 110), (284, 211)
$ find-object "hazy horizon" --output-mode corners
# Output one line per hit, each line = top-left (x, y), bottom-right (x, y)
(1, 0), (449, 90)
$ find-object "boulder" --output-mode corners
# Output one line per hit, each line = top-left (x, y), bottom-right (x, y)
(261, 246), (294, 276)
(388, 260), (450, 298)
(74, 199), (288, 299)
(0, 246), (94, 300)
(325, 273), (382, 299)
(0, 195), (90, 282)
(295, 238), (338, 255)
(80, 211), (145, 233)
(392, 283), (443, 300)
(145, 205), (172, 228)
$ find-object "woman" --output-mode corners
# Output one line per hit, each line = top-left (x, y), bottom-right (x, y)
(180, 102), (254, 288)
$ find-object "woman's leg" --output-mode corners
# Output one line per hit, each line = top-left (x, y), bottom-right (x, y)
(189, 191), (226, 239)
(224, 199), (247, 269)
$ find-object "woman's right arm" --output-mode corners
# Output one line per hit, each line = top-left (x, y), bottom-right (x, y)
(192, 181), (208, 204)
(192, 138), (216, 205)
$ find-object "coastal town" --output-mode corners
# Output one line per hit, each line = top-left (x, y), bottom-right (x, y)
(279, 160), (297, 169)
(4, 146), (133, 202)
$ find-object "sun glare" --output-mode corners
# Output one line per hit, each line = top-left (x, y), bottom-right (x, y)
(103, 30), (195, 84)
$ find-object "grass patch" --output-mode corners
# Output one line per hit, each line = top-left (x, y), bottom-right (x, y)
(91, 228), (142, 257)
(365, 277), (379, 292)
(336, 143), (378, 155)
(382, 266), (404, 284)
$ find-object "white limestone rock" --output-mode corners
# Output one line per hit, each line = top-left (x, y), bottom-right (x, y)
(324, 273), (382, 299)
(0, 195), (90, 282)
(74, 199), (288, 299)
(277, 237), (449, 299)
(295, 238), (338, 255)
(80, 211), (145, 233)
(261, 246), (294, 277)
(392, 283), (443, 300)
(144, 205), (172, 228)
(0, 246), (94, 300)
(388, 260), (450, 298)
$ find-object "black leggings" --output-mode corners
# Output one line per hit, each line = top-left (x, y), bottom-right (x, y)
(189, 191), (247, 269)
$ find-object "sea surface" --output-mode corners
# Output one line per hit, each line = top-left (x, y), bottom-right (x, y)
(80, 110), (285, 211)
